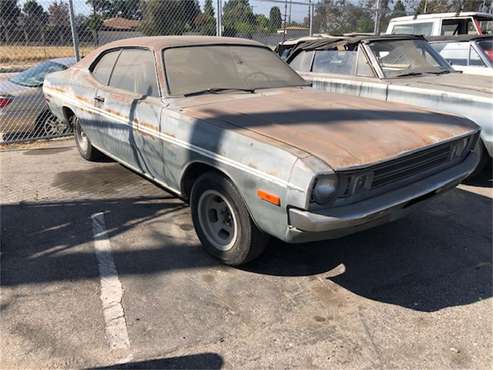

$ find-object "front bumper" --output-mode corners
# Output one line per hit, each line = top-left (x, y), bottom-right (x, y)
(284, 150), (479, 243)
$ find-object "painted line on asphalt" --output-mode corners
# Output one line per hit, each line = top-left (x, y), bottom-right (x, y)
(91, 212), (132, 358)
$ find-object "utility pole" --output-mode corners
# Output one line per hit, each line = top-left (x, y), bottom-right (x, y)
(283, 0), (288, 42)
(309, 0), (313, 36)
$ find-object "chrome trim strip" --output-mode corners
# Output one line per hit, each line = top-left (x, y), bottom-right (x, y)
(45, 88), (304, 191)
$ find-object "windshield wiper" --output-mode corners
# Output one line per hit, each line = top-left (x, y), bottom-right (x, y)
(183, 87), (255, 97)
(394, 71), (425, 78)
(425, 70), (451, 75)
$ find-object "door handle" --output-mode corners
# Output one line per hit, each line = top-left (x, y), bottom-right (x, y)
(94, 96), (105, 103)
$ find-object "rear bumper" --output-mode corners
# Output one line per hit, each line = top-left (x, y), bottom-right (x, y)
(284, 150), (479, 243)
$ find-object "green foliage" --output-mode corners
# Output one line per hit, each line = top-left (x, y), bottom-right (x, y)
(22, 0), (48, 41)
(140, 0), (200, 36)
(204, 0), (214, 18)
(269, 6), (282, 31)
(391, 0), (407, 17)
(223, 0), (256, 36)
(0, 0), (20, 25)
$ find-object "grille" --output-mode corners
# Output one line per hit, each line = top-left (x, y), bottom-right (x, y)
(371, 141), (453, 189)
(337, 136), (473, 201)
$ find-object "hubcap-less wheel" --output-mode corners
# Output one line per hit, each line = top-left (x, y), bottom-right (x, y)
(42, 114), (68, 136)
(75, 117), (89, 152)
(197, 190), (238, 251)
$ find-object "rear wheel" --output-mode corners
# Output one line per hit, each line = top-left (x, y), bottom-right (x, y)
(190, 172), (269, 265)
(73, 115), (104, 161)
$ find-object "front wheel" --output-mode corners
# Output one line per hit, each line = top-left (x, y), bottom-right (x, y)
(73, 115), (104, 161)
(190, 172), (269, 265)
(36, 110), (70, 138)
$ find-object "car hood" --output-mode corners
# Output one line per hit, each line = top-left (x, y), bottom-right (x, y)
(182, 88), (478, 170)
(391, 72), (493, 96)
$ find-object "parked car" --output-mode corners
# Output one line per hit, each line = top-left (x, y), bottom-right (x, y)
(0, 57), (75, 141)
(428, 35), (493, 76)
(386, 12), (493, 37)
(284, 34), (492, 172)
(44, 36), (480, 265)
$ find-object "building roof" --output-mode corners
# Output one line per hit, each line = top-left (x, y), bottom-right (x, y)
(102, 17), (141, 30)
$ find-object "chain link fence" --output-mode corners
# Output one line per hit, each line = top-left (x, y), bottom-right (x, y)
(0, 0), (314, 144)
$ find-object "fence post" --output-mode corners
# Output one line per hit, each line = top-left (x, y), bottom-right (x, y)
(67, 0), (81, 61)
(373, 0), (381, 35)
(216, 0), (222, 36)
(309, 1), (313, 36)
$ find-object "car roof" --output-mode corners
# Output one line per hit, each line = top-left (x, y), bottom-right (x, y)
(427, 34), (493, 43)
(286, 34), (424, 62)
(389, 12), (493, 22)
(76, 36), (267, 69)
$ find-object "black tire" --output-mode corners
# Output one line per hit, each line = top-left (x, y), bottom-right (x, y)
(190, 172), (269, 265)
(73, 115), (104, 161)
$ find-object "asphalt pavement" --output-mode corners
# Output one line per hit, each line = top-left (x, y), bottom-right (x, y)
(1, 139), (492, 369)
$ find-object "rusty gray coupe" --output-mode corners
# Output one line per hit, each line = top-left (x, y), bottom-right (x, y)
(44, 36), (481, 265)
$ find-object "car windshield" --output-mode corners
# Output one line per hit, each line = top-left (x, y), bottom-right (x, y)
(367, 39), (452, 78)
(163, 45), (308, 96)
(9, 60), (67, 87)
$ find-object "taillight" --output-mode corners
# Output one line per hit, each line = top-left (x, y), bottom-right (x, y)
(0, 96), (14, 108)
(484, 49), (493, 63)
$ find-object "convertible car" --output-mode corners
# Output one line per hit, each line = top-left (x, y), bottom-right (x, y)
(44, 36), (480, 265)
(284, 34), (493, 173)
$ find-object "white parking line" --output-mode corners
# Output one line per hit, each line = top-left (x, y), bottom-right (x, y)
(91, 212), (132, 358)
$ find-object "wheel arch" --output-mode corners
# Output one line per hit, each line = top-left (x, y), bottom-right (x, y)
(179, 160), (266, 234)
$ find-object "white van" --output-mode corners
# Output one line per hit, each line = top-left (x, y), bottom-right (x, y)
(386, 12), (493, 37)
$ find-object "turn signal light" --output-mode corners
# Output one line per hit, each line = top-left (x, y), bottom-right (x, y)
(257, 189), (281, 206)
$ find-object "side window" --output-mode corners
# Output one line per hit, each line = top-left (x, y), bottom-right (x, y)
(289, 51), (314, 72)
(355, 47), (374, 77)
(469, 46), (486, 66)
(392, 22), (433, 36)
(312, 49), (357, 75)
(109, 49), (159, 96)
(92, 50), (120, 85)
(437, 42), (469, 66)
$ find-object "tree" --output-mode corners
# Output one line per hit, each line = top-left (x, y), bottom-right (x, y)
(391, 0), (407, 17)
(223, 0), (256, 36)
(110, 0), (143, 19)
(141, 0), (200, 35)
(194, 0), (216, 35)
(269, 6), (282, 31)
(21, 0), (48, 42)
(204, 0), (214, 18)
(48, 0), (70, 44)
(0, 0), (20, 42)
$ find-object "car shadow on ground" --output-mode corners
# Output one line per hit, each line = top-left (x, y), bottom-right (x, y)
(88, 352), (223, 370)
(244, 186), (492, 312)
(2, 164), (491, 314)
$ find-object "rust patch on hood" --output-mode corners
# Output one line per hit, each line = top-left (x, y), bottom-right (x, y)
(183, 88), (478, 170)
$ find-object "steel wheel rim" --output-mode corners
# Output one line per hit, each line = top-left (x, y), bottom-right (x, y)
(43, 115), (63, 136)
(75, 118), (88, 152)
(197, 190), (238, 251)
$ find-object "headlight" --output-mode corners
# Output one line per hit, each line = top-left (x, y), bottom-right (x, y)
(311, 175), (338, 205)
(450, 137), (469, 160)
